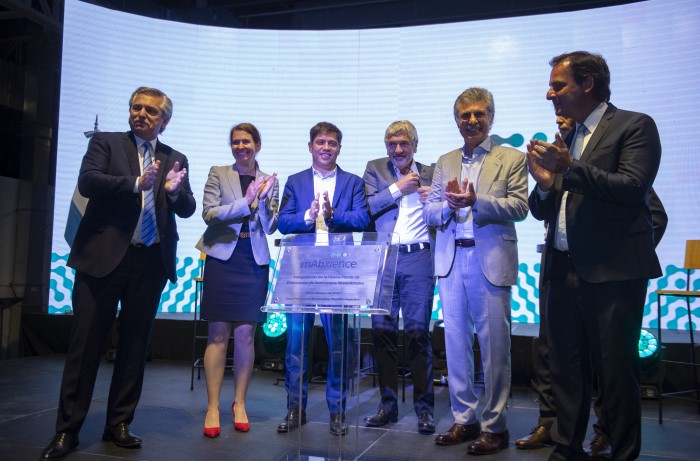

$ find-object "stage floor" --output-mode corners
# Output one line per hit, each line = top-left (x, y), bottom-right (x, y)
(1, 355), (699, 460)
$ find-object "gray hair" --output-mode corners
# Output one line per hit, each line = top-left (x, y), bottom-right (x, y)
(384, 120), (418, 146)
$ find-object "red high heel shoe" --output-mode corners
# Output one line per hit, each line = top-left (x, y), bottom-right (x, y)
(203, 426), (220, 438)
(204, 410), (221, 438)
(232, 402), (251, 432)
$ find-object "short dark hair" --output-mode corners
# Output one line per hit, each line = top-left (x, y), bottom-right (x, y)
(550, 51), (611, 102)
(309, 121), (342, 144)
(230, 122), (261, 147)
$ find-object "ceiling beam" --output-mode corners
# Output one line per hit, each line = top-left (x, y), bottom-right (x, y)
(0, 0), (62, 32)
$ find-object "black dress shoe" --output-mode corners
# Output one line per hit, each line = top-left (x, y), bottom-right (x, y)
(40, 432), (79, 460)
(417, 411), (435, 434)
(584, 432), (611, 459)
(364, 408), (398, 427)
(102, 422), (142, 448)
(435, 422), (481, 445)
(329, 412), (348, 436)
(277, 408), (307, 433)
(515, 425), (552, 450)
(467, 430), (509, 455)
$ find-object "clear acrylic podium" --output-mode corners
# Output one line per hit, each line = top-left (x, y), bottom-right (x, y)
(262, 232), (396, 460)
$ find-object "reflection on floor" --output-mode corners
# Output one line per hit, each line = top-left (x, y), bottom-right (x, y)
(1, 355), (699, 460)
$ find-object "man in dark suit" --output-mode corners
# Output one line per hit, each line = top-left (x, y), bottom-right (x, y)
(40, 87), (196, 460)
(361, 120), (436, 434)
(276, 121), (369, 436)
(517, 117), (668, 459)
(527, 51), (662, 461)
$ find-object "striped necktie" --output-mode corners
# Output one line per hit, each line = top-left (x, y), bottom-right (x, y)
(141, 142), (157, 246)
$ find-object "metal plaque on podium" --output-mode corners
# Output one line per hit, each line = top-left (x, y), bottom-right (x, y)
(262, 232), (396, 460)
(264, 232), (395, 315)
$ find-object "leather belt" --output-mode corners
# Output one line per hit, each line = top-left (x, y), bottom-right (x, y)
(553, 248), (570, 258)
(398, 242), (429, 254)
(130, 242), (158, 248)
(454, 238), (475, 248)
(239, 231), (251, 239)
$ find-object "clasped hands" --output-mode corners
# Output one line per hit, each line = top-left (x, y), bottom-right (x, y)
(445, 177), (476, 210)
(310, 191), (333, 221)
(244, 173), (278, 205)
(526, 132), (572, 191)
(138, 160), (189, 195)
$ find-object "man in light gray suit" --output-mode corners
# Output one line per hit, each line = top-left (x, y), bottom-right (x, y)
(424, 88), (528, 455)
(362, 120), (436, 434)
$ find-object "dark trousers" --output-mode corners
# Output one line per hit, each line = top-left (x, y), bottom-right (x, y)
(531, 277), (556, 430)
(533, 280), (605, 435)
(371, 247), (434, 416)
(56, 245), (166, 433)
(546, 249), (647, 461)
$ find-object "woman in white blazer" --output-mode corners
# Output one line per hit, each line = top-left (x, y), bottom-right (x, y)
(195, 123), (278, 437)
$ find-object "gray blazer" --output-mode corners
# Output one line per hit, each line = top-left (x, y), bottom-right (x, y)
(423, 141), (528, 286)
(363, 158), (434, 238)
(196, 165), (278, 266)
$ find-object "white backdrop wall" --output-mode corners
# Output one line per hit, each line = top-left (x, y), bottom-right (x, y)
(51, 0), (700, 330)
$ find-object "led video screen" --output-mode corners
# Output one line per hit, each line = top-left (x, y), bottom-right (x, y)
(52, 0), (700, 329)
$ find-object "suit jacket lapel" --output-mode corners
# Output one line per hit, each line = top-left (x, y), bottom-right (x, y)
(478, 147), (501, 193)
(580, 104), (616, 163)
(153, 140), (167, 197)
(446, 150), (462, 186)
(302, 168), (315, 207)
(332, 167), (345, 208)
(385, 160), (398, 185)
(225, 166), (243, 199)
(125, 132), (140, 176)
(417, 162), (431, 187)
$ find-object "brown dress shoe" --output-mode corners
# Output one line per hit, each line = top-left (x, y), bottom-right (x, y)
(584, 432), (611, 459)
(467, 430), (509, 455)
(515, 425), (552, 449)
(435, 422), (481, 446)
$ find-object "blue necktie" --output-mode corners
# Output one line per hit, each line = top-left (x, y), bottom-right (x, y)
(571, 124), (588, 160)
(141, 142), (156, 246)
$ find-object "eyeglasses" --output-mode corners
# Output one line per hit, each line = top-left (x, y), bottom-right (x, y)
(458, 111), (488, 121)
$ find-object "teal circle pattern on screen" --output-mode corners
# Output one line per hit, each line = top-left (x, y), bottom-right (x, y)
(49, 252), (695, 331)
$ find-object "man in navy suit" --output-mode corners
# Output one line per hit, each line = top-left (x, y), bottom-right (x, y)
(40, 87), (196, 460)
(361, 120), (436, 434)
(276, 121), (369, 436)
(527, 51), (662, 461)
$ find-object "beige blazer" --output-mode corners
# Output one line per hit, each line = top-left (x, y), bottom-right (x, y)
(195, 165), (278, 266)
(423, 142), (528, 286)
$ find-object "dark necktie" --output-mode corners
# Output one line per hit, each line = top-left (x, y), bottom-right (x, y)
(141, 142), (156, 246)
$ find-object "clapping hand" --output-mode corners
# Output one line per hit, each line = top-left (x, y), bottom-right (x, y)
(444, 177), (476, 210)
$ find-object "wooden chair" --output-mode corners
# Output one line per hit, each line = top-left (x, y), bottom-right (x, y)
(655, 240), (700, 423)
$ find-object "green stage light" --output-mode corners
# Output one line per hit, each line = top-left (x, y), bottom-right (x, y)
(263, 312), (287, 338)
(638, 329), (658, 359)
